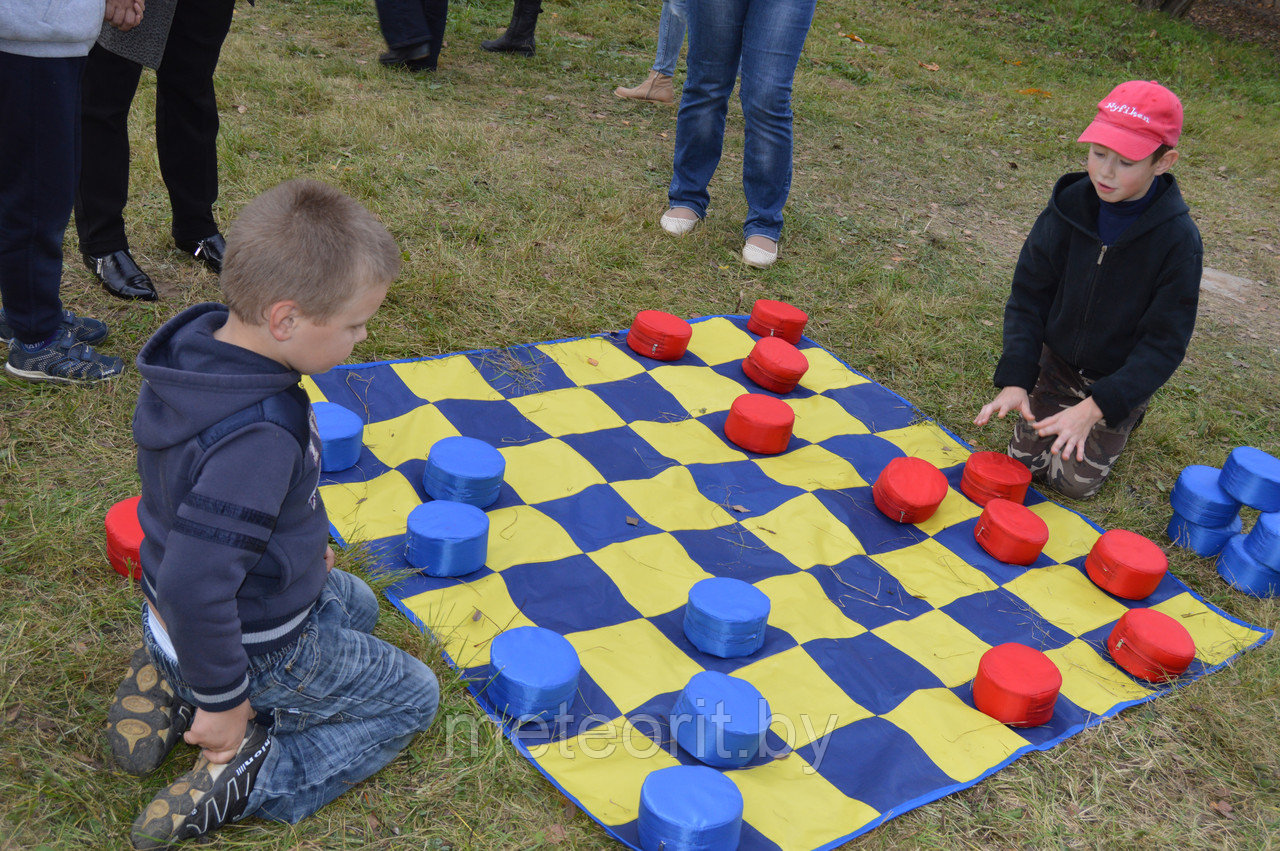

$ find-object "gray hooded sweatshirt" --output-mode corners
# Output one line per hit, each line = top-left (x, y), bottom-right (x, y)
(1, 0), (105, 58)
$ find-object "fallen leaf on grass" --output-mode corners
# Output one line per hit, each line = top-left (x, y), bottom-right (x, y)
(1209, 800), (1235, 818)
(918, 61), (940, 71)
(1002, 58), (1023, 65)
(840, 32), (864, 42)
(545, 824), (569, 844)
(1018, 88), (1052, 98)
(3, 705), (19, 724)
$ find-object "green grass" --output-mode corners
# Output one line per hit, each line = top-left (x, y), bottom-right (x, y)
(2, 0), (1279, 847)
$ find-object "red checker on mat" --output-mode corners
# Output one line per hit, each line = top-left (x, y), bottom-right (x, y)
(1107, 608), (1195, 682)
(106, 496), (144, 580)
(742, 336), (809, 394)
(961, 451), (1032, 506)
(627, 310), (693, 361)
(724, 394), (794, 455)
(973, 643), (1061, 727)
(745, 299), (808, 344)
(873, 456), (949, 524)
(974, 498), (1049, 565)
(1086, 529), (1169, 600)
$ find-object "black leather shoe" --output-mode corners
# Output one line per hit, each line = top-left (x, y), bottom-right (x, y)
(84, 250), (158, 301)
(175, 233), (226, 274)
(378, 41), (435, 71)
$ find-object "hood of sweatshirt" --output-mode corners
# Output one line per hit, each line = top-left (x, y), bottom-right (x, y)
(1048, 171), (1190, 246)
(133, 303), (302, 451)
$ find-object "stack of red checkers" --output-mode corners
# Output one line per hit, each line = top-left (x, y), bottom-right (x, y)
(106, 496), (144, 580)
(974, 498), (1049, 565)
(742, 337), (809, 394)
(627, 310), (693, 361)
(1085, 529), (1169, 600)
(1107, 609), (1195, 682)
(973, 643), (1061, 727)
(724, 394), (794, 455)
(873, 457), (949, 524)
(746, 299), (807, 344)
(961, 451), (1032, 506)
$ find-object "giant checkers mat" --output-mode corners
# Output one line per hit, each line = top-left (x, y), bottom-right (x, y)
(305, 316), (1270, 851)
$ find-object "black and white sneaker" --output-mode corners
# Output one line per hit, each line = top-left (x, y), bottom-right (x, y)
(5, 328), (124, 384)
(0, 309), (109, 346)
(131, 722), (272, 850)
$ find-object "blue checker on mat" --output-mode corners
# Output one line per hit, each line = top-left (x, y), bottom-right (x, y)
(486, 626), (582, 722)
(405, 500), (488, 577)
(313, 401), (364, 472)
(423, 435), (506, 507)
(683, 577), (771, 658)
(638, 765), (743, 851)
(672, 671), (771, 768)
(311, 316), (1271, 851)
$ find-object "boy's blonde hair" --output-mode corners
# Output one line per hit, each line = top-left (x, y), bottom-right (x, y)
(221, 179), (401, 323)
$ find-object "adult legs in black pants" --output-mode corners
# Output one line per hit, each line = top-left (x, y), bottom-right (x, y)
(375, 0), (449, 71)
(75, 0), (236, 299)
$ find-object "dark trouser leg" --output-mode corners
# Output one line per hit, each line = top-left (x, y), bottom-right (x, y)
(1008, 347), (1148, 500)
(422, 0), (449, 66)
(74, 45), (142, 257)
(0, 51), (84, 344)
(157, 0), (235, 245)
(374, 0), (432, 49)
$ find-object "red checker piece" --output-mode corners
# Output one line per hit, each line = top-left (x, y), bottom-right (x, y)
(961, 451), (1032, 506)
(746, 299), (808, 344)
(974, 498), (1049, 565)
(973, 643), (1062, 727)
(1107, 608), (1195, 682)
(1086, 529), (1169, 600)
(627, 310), (692, 361)
(742, 336), (809, 394)
(106, 496), (144, 580)
(873, 456), (949, 524)
(724, 394), (794, 456)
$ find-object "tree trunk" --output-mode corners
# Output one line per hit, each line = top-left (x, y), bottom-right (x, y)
(1134, 0), (1198, 18)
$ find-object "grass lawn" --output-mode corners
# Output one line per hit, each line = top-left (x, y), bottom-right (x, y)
(1, 0), (1278, 847)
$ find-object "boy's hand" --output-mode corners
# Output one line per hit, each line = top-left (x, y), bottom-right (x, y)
(185, 699), (253, 763)
(324, 544), (335, 573)
(974, 386), (1034, 427)
(1030, 396), (1103, 462)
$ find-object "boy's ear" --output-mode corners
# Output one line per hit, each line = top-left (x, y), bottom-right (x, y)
(1154, 148), (1179, 175)
(265, 300), (301, 342)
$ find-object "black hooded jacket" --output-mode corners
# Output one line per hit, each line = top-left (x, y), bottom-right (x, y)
(133, 304), (330, 712)
(993, 171), (1201, 425)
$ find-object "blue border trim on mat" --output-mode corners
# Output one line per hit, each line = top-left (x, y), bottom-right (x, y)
(326, 315), (1274, 851)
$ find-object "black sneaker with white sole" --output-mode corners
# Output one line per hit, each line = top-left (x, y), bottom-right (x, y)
(0, 309), (109, 346)
(131, 722), (272, 850)
(5, 328), (124, 384)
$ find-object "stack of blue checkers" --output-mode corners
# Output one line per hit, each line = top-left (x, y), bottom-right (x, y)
(312, 402), (364, 473)
(486, 626), (581, 723)
(1166, 464), (1242, 557)
(683, 577), (771, 658)
(671, 670), (771, 768)
(638, 765), (743, 851)
(405, 501), (489, 577)
(423, 436), (506, 508)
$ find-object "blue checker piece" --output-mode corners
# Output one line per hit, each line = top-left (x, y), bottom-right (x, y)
(485, 626), (581, 723)
(639, 765), (744, 851)
(684, 577), (771, 658)
(810, 555), (932, 630)
(424, 435), (506, 508)
(672, 671), (771, 768)
(648, 605), (795, 675)
(501, 554), (642, 634)
(312, 401), (364, 472)
(405, 501), (489, 577)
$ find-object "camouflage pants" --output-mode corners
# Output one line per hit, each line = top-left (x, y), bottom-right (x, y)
(1008, 347), (1148, 500)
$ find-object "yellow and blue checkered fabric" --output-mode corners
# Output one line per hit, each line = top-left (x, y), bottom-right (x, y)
(307, 316), (1270, 851)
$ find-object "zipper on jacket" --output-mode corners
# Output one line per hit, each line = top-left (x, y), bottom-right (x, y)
(1096, 245), (1108, 265)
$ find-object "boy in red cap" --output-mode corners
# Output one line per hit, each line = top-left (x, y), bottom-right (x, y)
(975, 80), (1200, 499)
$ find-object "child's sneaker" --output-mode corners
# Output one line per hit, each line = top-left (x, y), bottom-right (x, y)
(5, 328), (124, 384)
(131, 722), (272, 850)
(0, 309), (109, 346)
(107, 648), (195, 776)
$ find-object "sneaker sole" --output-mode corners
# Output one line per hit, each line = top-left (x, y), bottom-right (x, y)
(5, 362), (123, 384)
(108, 648), (193, 776)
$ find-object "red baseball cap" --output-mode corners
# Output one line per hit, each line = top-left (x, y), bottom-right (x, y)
(1077, 80), (1183, 161)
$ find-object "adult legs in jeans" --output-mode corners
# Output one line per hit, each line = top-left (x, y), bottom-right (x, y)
(144, 570), (439, 825)
(668, 0), (814, 242)
(0, 52), (83, 343)
(652, 0), (687, 77)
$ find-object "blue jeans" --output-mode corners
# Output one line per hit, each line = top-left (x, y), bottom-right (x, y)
(0, 51), (82, 344)
(144, 570), (439, 824)
(668, 0), (815, 242)
(652, 0), (687, 77)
